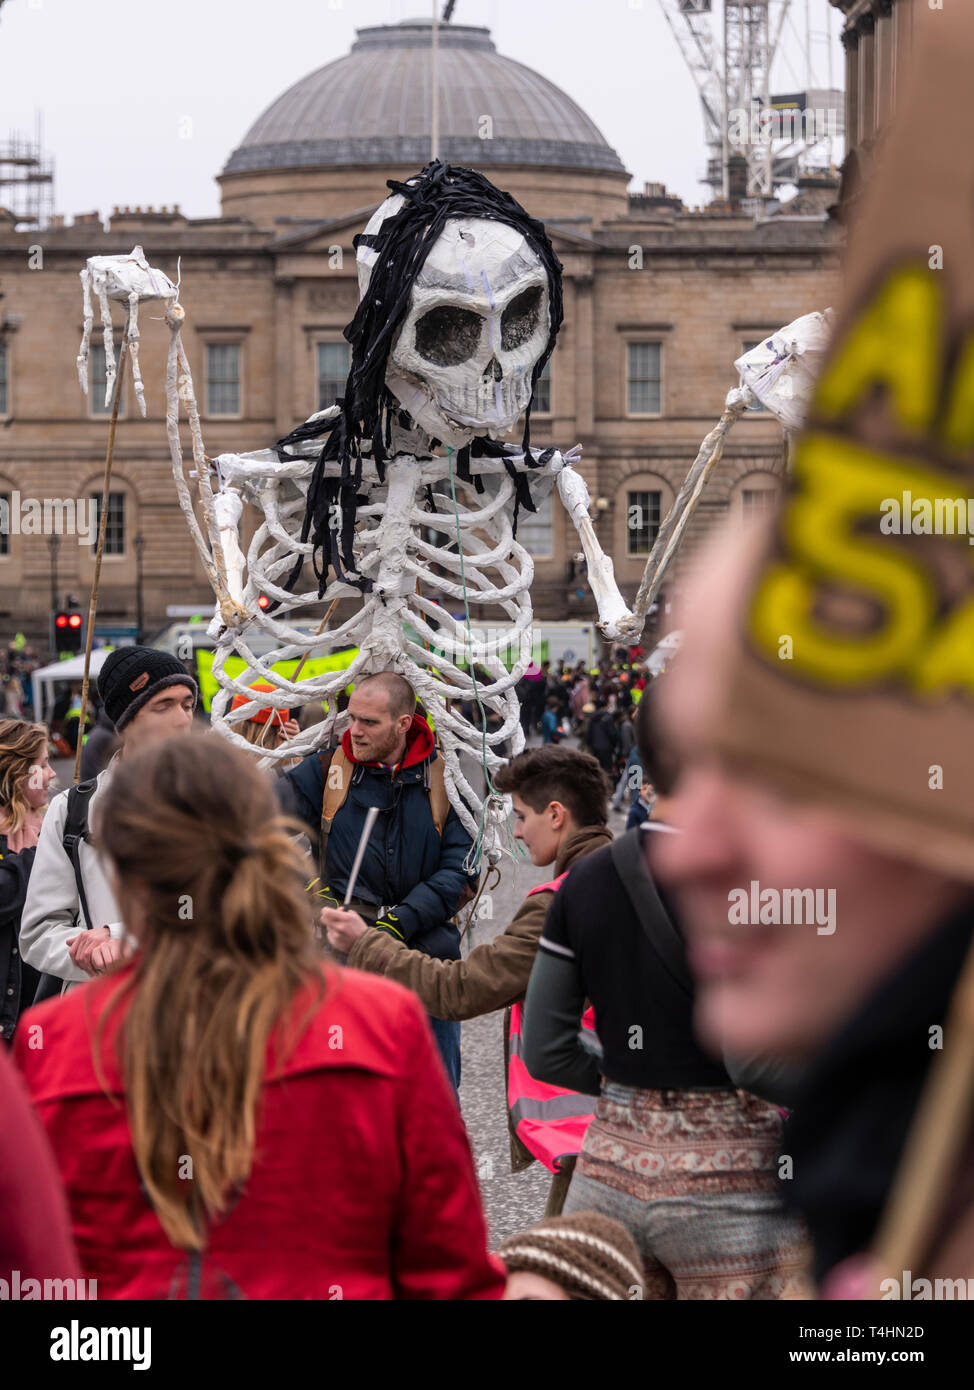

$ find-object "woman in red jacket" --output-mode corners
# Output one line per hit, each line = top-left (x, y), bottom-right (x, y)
(15, 733), (503, 1301)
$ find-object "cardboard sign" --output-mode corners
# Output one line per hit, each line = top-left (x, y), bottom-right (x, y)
(714, 5), (974, 881)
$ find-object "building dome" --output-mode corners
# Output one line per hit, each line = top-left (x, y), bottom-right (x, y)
(222, 20), (625, 179)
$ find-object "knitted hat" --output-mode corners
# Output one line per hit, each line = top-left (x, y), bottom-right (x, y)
(96, 646), (198, 733)
(230, 681), (288, 729)
(497, 1211), (645, 1301)
(708, 5), (974, 883)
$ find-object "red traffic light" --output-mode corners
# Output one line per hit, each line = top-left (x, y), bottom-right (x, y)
(68, 613), (82, 628)
(55, 614), (68, 629)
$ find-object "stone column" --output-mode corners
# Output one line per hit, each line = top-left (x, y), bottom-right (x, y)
(893, 0), (915, 104)
(858, 13), (877, 145)
(876, 1), (895, 128)
(573, 271), (595, 439)
(843, 27), (861, 155)
(274, 275), (295, 437)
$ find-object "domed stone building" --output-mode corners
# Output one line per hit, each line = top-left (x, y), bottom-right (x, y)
(219, 19), (630, 228)
(0, 18), (840, 652)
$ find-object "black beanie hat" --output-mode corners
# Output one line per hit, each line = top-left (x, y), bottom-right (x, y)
(97, 646), (198, 733)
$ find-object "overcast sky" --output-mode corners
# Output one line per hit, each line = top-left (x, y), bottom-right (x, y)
(0, 0), (843, 223)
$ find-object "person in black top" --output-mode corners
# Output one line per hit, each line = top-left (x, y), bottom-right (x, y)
(521, 687), (809, 1300)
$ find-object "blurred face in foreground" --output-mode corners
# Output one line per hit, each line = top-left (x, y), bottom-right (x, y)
(651, 531), (969, 1066)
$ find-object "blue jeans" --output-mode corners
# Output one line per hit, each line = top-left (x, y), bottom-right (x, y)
(428, 1016), (461, 1094)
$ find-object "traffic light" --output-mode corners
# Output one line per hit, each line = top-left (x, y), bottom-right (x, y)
(54, 609), (83, 657)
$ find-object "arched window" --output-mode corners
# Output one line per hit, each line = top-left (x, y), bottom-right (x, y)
(613, 470), (676, 584)
(0, 475), (21, 581)
(731, 469), (782, 524)
(517, 490), (553, 558)
(79, 475), (138, 588)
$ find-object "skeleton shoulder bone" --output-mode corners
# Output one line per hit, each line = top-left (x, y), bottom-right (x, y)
(208, 427), (637, 642)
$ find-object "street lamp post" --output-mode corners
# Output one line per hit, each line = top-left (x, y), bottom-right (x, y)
(134, 533), (145, 643)
(48, 533), (60, 659)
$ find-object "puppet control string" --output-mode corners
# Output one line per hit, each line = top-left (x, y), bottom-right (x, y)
(446, 445), (523, 875)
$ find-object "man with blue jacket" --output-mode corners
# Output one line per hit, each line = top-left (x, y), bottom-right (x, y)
(280, 671), (472, 1088)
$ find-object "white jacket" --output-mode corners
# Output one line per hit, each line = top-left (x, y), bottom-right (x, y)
(20, 766), (123, 984)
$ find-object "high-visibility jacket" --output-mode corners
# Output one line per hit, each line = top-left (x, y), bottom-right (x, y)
(507, 872), (597, 1173)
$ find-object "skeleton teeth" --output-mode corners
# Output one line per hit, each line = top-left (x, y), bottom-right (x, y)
(441, 376), (531, 424)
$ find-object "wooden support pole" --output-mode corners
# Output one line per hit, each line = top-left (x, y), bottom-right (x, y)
(73, 336), (127, 785)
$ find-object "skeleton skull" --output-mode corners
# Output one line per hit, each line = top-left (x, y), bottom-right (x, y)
(358, 197), (551, 448)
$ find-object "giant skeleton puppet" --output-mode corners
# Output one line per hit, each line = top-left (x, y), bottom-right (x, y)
(76, 163), (640, 865)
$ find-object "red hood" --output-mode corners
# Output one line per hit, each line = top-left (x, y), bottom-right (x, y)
(341, 712), (435, 770)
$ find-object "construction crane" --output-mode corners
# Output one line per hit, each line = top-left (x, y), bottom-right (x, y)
(657, 0), (842, 204)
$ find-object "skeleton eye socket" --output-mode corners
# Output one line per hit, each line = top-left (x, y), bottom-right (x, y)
(415, 305), (484, 366)
(501, 286), (544, 351)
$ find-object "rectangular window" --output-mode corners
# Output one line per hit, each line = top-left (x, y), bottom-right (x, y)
(206, 343), (241, 416)
(742, 487), (778, 519)
(627, 490), (661, 556)
(0, 342), (7, 416)
(90, 344), (124, 416)
(0, 493), (9, 556)
(532, 359), (552, 415)
(742, 340), (769, 411)
(516, 490), (553, 557)
(627, 342), (661, 415)
(317, 342), (351, 411)
(90, 492), (125, 555)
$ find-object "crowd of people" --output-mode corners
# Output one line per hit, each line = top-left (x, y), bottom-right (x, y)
(519, 652), (650, 826)
(0, 606), (970, 1306)
(0, 645), (43, 725)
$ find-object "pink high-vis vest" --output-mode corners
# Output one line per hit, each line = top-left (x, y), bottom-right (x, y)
(507, 872), (597, 1173)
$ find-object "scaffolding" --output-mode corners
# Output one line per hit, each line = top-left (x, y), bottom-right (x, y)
(658, 0), (843, 203)
(0, 131), (55, 229)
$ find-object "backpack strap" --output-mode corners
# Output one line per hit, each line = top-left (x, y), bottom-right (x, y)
(62, 778), (98, 932)
(609, 827), (694, 998)
(428, 745), (449, 837)
(318, 747), (353, 870)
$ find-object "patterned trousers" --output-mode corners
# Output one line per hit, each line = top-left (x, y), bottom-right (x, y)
(562, 1081), (811, 1300)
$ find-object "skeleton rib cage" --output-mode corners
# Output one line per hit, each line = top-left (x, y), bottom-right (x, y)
(206, 424), (583, 859)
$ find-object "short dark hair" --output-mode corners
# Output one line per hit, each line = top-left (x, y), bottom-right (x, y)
(634, 678), (677, 795)
(354, 672), (416, 720)
(494, 745), (609, 827)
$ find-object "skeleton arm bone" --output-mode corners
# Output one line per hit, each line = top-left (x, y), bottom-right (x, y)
(126, 291), (147, 418)
(465, 443), (583, 475)
(98, 280), (116, 409)
(78, 269), (93, 394)
(213, 488), (246, 608)
(556, 466), (638, 643)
